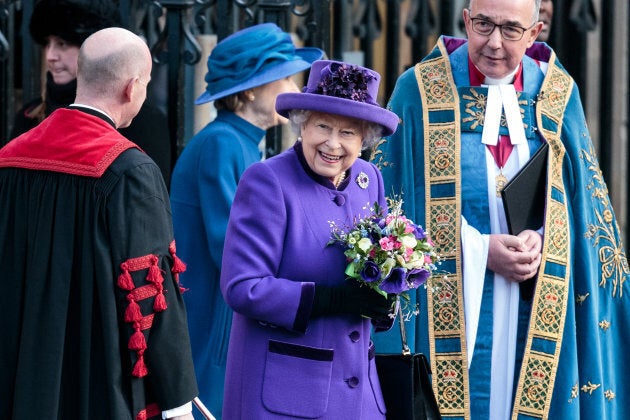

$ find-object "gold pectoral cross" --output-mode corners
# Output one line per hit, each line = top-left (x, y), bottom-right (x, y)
(496, 170), (508, 197)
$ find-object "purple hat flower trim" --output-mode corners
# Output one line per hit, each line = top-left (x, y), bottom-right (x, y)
(275, 59), (400, 136)
(310, 62), (378, 105)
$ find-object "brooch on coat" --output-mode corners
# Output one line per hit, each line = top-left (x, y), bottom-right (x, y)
(356, 171), (369, 189)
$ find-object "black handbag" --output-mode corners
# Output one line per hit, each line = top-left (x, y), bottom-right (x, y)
(375, 303), (442, 420)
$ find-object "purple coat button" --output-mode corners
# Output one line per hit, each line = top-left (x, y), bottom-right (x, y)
(333, 195), (345, 206)
(349, 331), (360, 342)
(346, 377), (360, 388)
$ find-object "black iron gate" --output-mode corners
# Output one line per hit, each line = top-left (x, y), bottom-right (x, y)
(1, 0), (627, 235)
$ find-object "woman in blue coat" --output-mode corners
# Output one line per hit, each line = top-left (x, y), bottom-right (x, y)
(220, 60), (400, 419)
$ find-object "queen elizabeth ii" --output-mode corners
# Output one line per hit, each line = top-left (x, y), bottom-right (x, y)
(220, 60), (400, 419)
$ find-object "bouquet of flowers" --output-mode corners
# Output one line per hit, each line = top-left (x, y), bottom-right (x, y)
(328, 196), (438, 298)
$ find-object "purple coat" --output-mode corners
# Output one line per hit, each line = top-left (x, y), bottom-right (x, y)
(220, 145), (388, 419)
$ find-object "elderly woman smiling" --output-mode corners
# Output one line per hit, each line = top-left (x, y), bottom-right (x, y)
(219, 60), (400, 419)
(288, 109), (384, 189)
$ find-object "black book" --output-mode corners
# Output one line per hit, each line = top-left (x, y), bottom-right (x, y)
(501, 142), (549, 235)
(500, 142), (549, 301)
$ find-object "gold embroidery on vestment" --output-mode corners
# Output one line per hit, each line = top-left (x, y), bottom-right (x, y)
(512, 52), (572, 420)
(371, 137), (389, 170)
(581, 143), (629, 298)
(417, 41), (469, 419)
(576, 293), (590, 305)
(581, 381), (601, 395)
(461, 87), (529, 131)
(604, 389), (616, 401)
(568, 383), (579, 402)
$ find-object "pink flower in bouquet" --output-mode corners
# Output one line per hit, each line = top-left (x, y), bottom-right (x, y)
(379, 237), (396, 251)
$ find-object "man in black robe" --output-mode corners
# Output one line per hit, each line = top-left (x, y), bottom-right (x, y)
(0, 27), (198, 420)
(9, 0), (172, 188)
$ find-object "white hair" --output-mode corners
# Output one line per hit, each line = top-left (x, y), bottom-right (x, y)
(468, 0), (541, 23)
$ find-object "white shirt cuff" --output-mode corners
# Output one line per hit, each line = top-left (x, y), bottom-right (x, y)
(162, 401), (192, 419)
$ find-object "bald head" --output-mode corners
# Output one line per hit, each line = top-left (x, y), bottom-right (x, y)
(75, 27), (152, 127)
(77, 27), (151, 96)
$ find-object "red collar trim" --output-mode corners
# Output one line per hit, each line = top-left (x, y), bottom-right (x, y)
(0, 108), (138, 177)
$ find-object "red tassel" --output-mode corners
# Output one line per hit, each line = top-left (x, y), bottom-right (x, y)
(125, 298), (143, 322)
(128, 329), (147, 351)
(171, 253), (186, 274)
(132, 351), (148, 377)
(146, 256), (162, 283)
(153, 292), (167, 312)
(118, 263), (134, 291)
(137, 403), (161, 420)
(169, 241), (186, 284)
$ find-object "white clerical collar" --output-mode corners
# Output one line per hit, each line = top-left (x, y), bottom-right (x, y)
(479, 66), (526, 146)
(483, 66), (519, 85)
(70, 103), (116, 126)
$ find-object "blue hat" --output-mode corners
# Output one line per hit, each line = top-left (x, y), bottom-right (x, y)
(275, 60), (399, 136)
(195, 23), (323, 104)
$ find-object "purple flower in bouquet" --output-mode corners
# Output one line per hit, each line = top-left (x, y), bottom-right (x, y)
(407, 267), (431, 289)
(413, 224), (427, 240)
(360, 261), (381, 283)
(379, 267), (409, 294)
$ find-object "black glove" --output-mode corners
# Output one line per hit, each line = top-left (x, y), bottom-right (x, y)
(311, 281), (396, 319)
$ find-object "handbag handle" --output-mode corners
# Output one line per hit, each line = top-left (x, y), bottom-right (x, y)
(396, 296), (411, 356)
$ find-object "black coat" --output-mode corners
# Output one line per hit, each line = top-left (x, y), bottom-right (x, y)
(0, 108), (197, 419)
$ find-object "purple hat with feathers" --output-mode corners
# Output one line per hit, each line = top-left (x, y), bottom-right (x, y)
(275, 60), (399, 136)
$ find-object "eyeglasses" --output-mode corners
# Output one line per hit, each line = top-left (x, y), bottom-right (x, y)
(469, 17), (535, 41)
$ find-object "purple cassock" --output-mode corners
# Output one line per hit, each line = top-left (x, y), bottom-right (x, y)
(220, 143), (389, 419)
